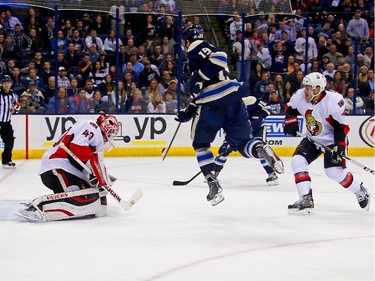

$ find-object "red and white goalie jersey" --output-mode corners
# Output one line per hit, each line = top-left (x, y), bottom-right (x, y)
(287, 89), (350, 147)
(39, 119), (107, 185)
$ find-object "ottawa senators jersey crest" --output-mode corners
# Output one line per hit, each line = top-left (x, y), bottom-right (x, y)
(305, 110), (322, 136)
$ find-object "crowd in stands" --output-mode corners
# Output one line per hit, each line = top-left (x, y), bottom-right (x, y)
(0, 0), (374, 115)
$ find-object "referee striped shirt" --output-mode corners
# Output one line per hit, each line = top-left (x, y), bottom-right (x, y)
(0, 89), (18, 122)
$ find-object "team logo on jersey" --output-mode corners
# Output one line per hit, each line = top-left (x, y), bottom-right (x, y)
(359, 116), (374, 147)
(305, 110), (322, 136)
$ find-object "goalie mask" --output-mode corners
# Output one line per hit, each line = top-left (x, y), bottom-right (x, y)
(96, 114), (119, 146)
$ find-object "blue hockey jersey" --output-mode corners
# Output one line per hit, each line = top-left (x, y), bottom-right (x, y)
(187, 40), (242, 107)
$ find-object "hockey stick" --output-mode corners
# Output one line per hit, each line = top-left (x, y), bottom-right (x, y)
(173, 171), (202, 186)
(59, 143), (143, 210)
(296, 131), (375, 176)
(162, 122), (181, 161)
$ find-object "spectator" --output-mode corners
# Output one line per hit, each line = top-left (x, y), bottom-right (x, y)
(51, 30), (68, 54)
(363, 47), (373, 69)
(72, 88), (90, 113)
(84, 79), (96, 99)
(316, 36), (329, 61)
(323, 63), (337, 81)
(61, 20), (74, 40)
(23, 68), (45, 91)
(329, 71), (347, 96)
(268, 40), (289, 79)
(347, 10), (370, 41)
(28, 28), (44, 53)
(45, 87), (76, 114)
(92, 15), (109, 35)
(67, 77), (80, 97)
(232, 31), (251, 81)
(44, 76), (56, 103)
(138, 60), (160, 91)
(87, 43), (100, 63)
(274, 74), (285, 101)
(147, 92), (166, 113)
(254, 71), (272, 99)
(10, 67), (25, 96)
(64, 43), (81, 76)
(103, 30), (122, 56)
(344, 87), (364, 114)
(122, 88), (147, 113)
(164, 91), (177, 113)
(109, 1), (125, 35)
(20, 82), (46, 113)
(85, 29), (105, 54)
(68, 29), (87, 56)
(268, 90), (285, 115)
(18, 92), (36, 114)
(161, 36), (174, 57)
(364, 91), (375, 115)
(89, 90), (104, 113)
(149, 44), (164, 68)
(125, 38), (138, 57)
(122, 70), (134, 94)
(77, 54), (92, 85)
(89, 61), (106, 86)
(4, 9), (23, 32)
(256, 42), (271, 71)
(324, 44), (343, 66)
(282, 80), (294, 104)
(100, 83), (117, 114)
(294, 27), (318, 63)
(249, 62), (264, 95)
(128, 53), (144, 78)
(288, 70), (304, 93)
(99, 74), (114, 96)
(40, 17), (54, 52)
(39, 62), (55, 86)
(118, 80), (128, 108)
(13, 24), (32, 56)
(57, 67), (70, 90)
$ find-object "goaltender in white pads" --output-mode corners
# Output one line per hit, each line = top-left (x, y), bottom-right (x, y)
(17, 114), (141, 222)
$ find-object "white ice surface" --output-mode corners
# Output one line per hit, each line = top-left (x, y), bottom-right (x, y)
(0, 156), (374, 281)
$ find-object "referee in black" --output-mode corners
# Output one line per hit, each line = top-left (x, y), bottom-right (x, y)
(0, 75), (19, 169)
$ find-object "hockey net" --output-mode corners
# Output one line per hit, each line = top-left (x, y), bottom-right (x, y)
(0, 0), (293, 16)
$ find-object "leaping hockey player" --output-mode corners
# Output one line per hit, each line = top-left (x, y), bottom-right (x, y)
(284, 72), (371, 215)
(175, 25), (284, 206)
(215, 95), (279, 186)
(18, 114), (120, 222)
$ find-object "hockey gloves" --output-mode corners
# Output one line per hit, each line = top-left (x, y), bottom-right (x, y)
(175, 102), (198, 123)
(283, 116), (299, 136)
(330, 144), (346, 164)
(189, 72), (204, 98)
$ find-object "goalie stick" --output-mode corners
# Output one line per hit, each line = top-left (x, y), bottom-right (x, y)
(296, 131), (375, 176)
(59, 143), (143, 210)
(162, 122), (181, 161)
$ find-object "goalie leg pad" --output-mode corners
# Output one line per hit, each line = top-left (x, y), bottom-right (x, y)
(18, 188), (106, 222)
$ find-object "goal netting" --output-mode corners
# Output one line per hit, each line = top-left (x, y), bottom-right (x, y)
(0, 0), (293, 16)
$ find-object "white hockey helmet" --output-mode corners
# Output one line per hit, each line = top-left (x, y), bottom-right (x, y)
(96, 114), (119, 144)
(302, 72), (326, 94)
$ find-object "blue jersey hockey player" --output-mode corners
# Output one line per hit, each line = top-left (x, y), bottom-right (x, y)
(215, 95), (279, 186)
(175, 26), (284, 206)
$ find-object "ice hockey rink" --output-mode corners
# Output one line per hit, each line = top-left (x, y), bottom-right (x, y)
(0, 156), (374, 281)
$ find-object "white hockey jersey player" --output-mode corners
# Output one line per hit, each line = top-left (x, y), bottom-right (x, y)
(18, 114), (120, 222)
(284, 72), (370, 215)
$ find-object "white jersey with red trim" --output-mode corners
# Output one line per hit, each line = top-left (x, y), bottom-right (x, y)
(39, 119), (104, 181)
(287, 89), (350, 147)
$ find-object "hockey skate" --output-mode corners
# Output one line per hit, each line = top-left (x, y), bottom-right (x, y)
(206, 175), (224, 206)
(355, 184), (371, 211)
(288, 190), (314, 215)
(266, 172), (279, 186)
(256, 145), (284, 174)
(2, 161), (16, 169)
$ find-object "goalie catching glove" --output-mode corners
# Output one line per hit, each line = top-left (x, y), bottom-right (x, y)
(175, 102), (198, 123)
(283, 116), (299, 136)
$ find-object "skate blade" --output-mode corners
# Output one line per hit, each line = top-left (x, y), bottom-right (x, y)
(209, 193), (225, 206)
(267, 180), (279, 186)
(364, 193), (371, 211)
(288, 208), (315, 216)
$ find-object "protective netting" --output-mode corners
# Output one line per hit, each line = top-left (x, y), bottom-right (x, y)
(0, 0), (293, 16)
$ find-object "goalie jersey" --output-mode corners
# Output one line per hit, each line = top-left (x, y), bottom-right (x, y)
(286, 89), (350, 147)
(39, 119), (104, 181)
(187, 40), (242, 107)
